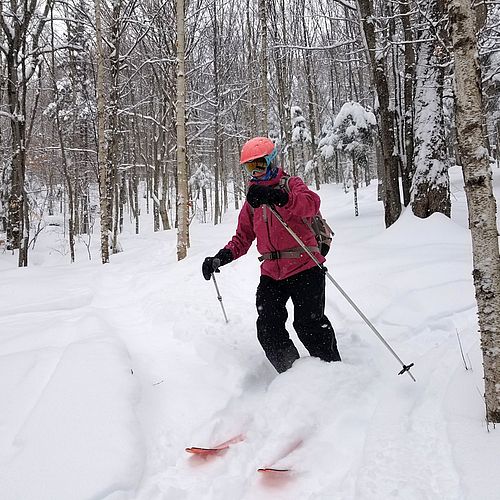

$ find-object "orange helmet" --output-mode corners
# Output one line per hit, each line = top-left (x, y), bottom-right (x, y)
(239, 137), (276, 164)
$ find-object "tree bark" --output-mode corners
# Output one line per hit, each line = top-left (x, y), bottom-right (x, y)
(108, 0), (122, 254)
(300, 0), (320, 190)
(400, 0), (415, 205)
(411, 0), (450, 219)
(258, 0), (269, 134)
(50, 5), (75, 262)
(357, 0), (402, 227)
(213, 0), (221, 225)
(95, 0), (109, 264)
(1, 0), (51, 265)
(176, 0), (189, 260)
(447, 0), (500, 423)
(269, 0), (293, 171)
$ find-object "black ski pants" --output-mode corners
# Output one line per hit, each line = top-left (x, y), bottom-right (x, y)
(255, 266), (341, 373)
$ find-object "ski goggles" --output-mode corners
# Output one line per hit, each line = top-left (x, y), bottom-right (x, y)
(242, 147), (278, 178)
(242, 158), (268, 177)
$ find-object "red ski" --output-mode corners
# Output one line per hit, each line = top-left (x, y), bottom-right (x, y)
(257, 466), (291, 473)
(257, 438), (302, 474)
(185, 434), (244, 456)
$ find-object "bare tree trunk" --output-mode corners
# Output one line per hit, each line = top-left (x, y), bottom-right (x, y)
(300, 0), (320, 190)
(153, 123), (161, 231)
(411, 0), (450, 219)
(220, 137), (228, 213)
(448, 0), (500, 423)
(159, 96), (171, 231)
(128, 166), (140, 234)
(160, 167), (170, 230)
(269, 0), (293, 171)
(1, 0), (51, 265)
(130, 92), (141, 234)
(400, 0), (415, 205)
(258, 0), (269, 134)
(176, 0), (189, 260)
(95, 0), (109, 264)
(388, 1), (404, 206)
(82, 176), (90, 235)
(357, 0), (402, 227)
(112, 175), (120, 250)
(213, 0), (221, 225)
(375, 139), (384, 201)
(245, 0), (258, 136)
(352, 152), (359, 216)
(50, 5), (75, 262)
(108, 0), (122, 254)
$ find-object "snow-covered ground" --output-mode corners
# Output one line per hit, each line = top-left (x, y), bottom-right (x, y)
(1, 166), (500, 500)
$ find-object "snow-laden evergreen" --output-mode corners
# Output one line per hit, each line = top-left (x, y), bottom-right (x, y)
(318, 102), (376, 161)
(318, 118), (336, 161)
(319, 101), (376, 196)
(333, 101), (376, 137)
(291, 106), (312, 144)
(1, 167), (500, 499)
(333, 101), (375, 175)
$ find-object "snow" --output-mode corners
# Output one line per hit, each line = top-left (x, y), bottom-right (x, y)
(411, 42), (453, 198)
(1, 166), (500, 499)
(333, 101), (376, 131)
(291, 106), (312, 143)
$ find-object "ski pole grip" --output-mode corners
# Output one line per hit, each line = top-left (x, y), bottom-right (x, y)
(212, 258), (221, 273)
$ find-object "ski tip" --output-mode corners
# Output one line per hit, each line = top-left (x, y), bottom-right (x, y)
(257, 467), (291, 473)
(185, 446), (228, 455)
(185, 434), (244, 456)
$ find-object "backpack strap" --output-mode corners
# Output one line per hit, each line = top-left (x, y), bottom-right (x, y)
(278, 175), (290, 192)
(278, 175), (317, 234)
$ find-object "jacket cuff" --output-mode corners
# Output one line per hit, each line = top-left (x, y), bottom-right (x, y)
(215, 248), (233, 266)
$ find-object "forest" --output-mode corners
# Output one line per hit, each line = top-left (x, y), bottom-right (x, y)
(1, 0), (500, 424)
(0, 0), (497, 261)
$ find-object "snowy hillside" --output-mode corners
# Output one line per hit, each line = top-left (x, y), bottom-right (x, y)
(1, 166), (500, 500)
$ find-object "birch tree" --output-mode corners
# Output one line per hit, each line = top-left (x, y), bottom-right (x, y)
(447, 0), (500, 423)
(176, 0), (189, 260)
(95, 0), (109, 263)
(106, 0), (123, 255)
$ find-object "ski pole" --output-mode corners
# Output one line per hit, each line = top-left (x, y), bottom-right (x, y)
(267, 204), (415, 382)
(211, 258), (229, 323)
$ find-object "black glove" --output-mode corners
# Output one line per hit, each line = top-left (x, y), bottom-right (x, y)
(246, 184), (289, 208)
(202, 248), (233, 280)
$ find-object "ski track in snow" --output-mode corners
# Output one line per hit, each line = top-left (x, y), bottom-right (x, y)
(2, 166), (500, 499)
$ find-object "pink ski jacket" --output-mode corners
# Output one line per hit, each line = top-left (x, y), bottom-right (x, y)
(224, 169), (326, 281)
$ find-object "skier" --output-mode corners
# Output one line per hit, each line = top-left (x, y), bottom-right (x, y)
(202, 137), (341, 373)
